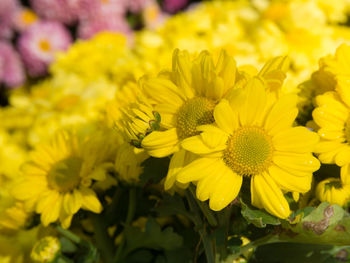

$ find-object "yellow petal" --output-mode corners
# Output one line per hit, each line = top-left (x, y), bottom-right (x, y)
(213, 99), (238, 133)
(264, 95), (298, 135)
(177, 157), (221, 184)
(272, 127), (319, 153)
(196, 160), (228, 201)
(215, 50), (237, 93)
(80, 187), (102, 213)
(209, 167), (242, 211)
(142, 128), (179, 157)
(143, 77), (185, 107)
(340, 164), (350, 185)
(273, 152), (320, 176)
(335, 147), (350, 166)
(315, 140), (345, 153)
(164, 149), (186, 190)
(172, 49), (194, 99)
(312, 107), (345, 130)
(268, 165), (312, 193)
(318, 128), (344, 140)
(239, 78), (267, 126)
(251, 173), (290, 219)
(181, 135), (224, 155)
(40, 194), (62, 226)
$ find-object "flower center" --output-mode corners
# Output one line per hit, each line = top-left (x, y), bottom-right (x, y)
(39, 39), (51, 52)
(223, 127), (273, 176)
(47, 156), (82, 192)
(21, 10), (37, 25)
(176, 97), (215, 139)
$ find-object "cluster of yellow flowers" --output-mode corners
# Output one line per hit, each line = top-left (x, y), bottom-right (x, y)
(1, 0), (350, 261)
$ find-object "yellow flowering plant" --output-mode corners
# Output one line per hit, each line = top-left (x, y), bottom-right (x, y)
(2, 1), (350, 263)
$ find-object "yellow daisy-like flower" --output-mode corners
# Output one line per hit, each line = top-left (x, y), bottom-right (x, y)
(141, 49), (239, 189)
(312, 91), (350, 166)
(176, 80), (320, 218)
(316, 163), (350, 206)
(12, 127), (118, 228)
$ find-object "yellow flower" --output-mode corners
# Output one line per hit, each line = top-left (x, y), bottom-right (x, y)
(30, 236), (60, 263)
(141, 49), (239, 189)
(12, 127), (118, 228)
(312, 91), (350, 166)
(316, 178), (350, 206)
(115, 143), (149, 184)
(176, 80), (320, 218)
(106, 81), (160, 146)
(317, 163), (350, 206)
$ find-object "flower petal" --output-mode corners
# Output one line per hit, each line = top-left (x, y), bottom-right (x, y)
(268, 165), (312, 193)
(142, 128), (179, 157)
(164, 149), (186, 190)
(209, 166), (242, 211)
(273, 152), (320, 176)
(251, 173), (290, 219)
(272, 127), (319, 153)
(264, 94), (298, 135)
(213, 99), (238, 133)
(80, 187), (102, 214)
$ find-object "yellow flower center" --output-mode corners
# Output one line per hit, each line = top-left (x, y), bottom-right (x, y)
(39, 39), (51, 52)
(223, 127), (273, 176)
(176, 97), (215, 139)
(47, 157), (82, 192)
(21, 10), (37, 25)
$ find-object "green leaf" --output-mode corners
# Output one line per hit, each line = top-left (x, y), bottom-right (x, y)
(280, 202), (350, 245)
(240, 200), (280, 228)
(252, 242), (339, 263)
(124, 218), (183, 255)
(154, 194), (194, 221)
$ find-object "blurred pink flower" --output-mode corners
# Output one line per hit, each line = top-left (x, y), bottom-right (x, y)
(77, 0), (127, 20)
(127, 0), (152, 13)
(163, 0), (188, 13)
(78, 15), (131, 39)
(30, 0), (79, 25)
(0, 41), (25, 88)
(17, 21), (72, 77)
(0, 0), (20, 39)
(13, 7), (39, 32)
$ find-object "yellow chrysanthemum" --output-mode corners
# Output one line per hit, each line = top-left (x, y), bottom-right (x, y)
(312, 91), (350, 166)
(115, 143), (149, 183)
(106, 81), (160, 146)
(141, 49), (239, 189)
(30, 236), (60, 263)
(316, 163), (350, 206)
(176, 80), (320, 218)
(12, 127), (119, 228)
(140, 49), (290, 190)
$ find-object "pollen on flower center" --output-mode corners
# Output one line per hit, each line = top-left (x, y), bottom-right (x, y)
(223, 127), (273, 176)
(39, 39), (51, 52)
(176, 97), (215, 139)
(47, 156), (82, 192)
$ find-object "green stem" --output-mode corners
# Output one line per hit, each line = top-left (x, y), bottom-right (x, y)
(91, 214), (114, 263)
(199, 229), (216, 263)
(185, 189), (216, 263)
(56, 225), (81, 244)
(231, 234), (280, 260)
(113, 187), (137, 263)
(189, 185), (218, 227)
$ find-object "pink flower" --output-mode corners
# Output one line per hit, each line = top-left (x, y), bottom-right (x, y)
(76, 0), (127, 20)
(30, 0), (79, 25)
(13, 7), (39, 32)
(163, 0), (188, 13)
(78, 15), (131, 39)
(127, 0), (152, 13)
(0, 0), (20, 39)
(0, 41), (25, 88)
(17, 21), (72, 77)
